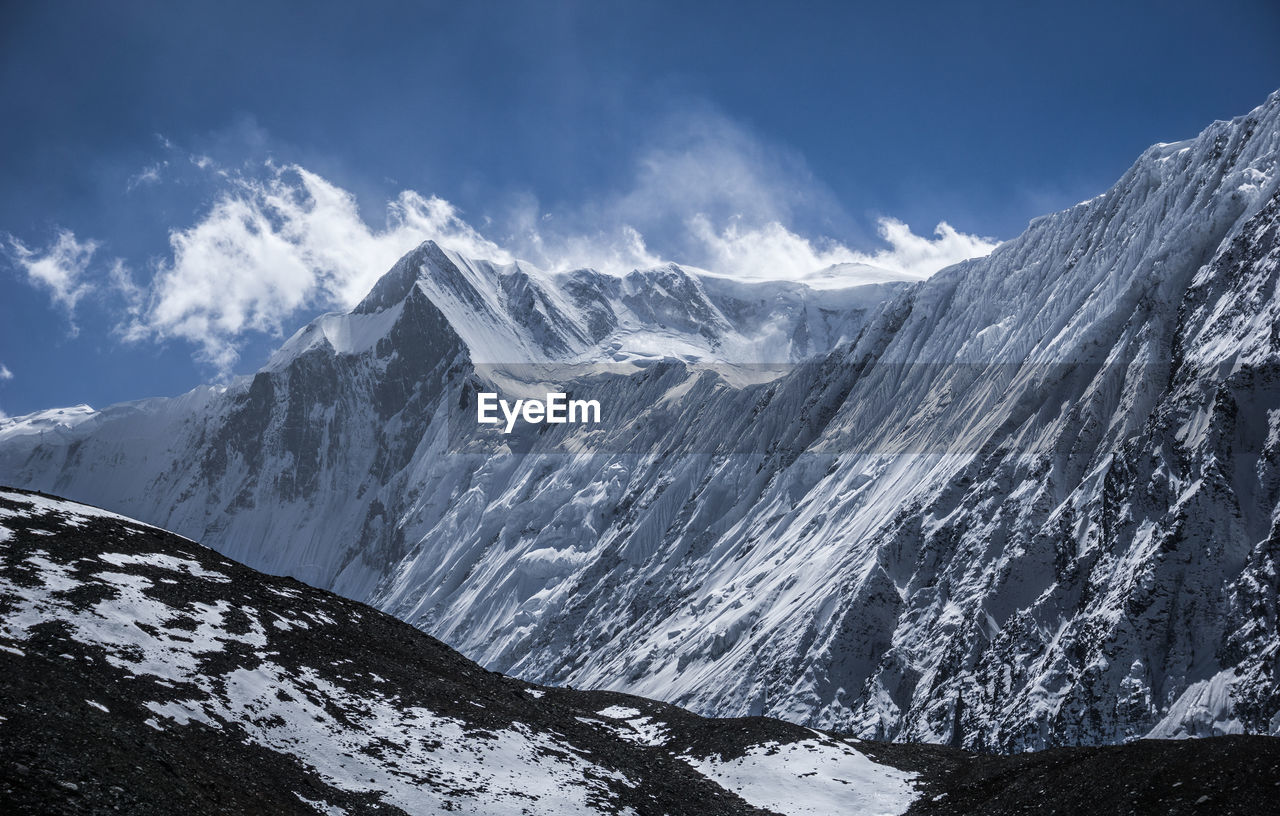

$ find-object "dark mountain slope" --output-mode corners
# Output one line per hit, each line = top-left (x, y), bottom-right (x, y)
(2, 488), (1278, 815)
(0, 487), (916, 815)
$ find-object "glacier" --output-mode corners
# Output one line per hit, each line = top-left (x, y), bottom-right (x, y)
(3, 90), (1280, 751)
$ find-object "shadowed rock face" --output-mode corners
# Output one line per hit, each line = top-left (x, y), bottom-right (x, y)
(2, 94), (1280, 752)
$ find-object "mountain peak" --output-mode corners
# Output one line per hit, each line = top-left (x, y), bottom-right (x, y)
(352, 239), (449, 315)
(341, 239), (903, 367)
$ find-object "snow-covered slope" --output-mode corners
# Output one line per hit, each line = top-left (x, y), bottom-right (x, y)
(4, 489), (1277, 816)
(0, 487), (921, 815)
(3, 91), (1280, 752)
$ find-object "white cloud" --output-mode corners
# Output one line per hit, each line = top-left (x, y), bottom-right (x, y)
(858, 218), (998, 279)
(127, 161), (168, 191)
(610, 111), (823, 233)
(127, 164), (509, 372)
(108, 258), (144, 319)
(689, 215), (997, 286)
(0, 363), (11, 421)
(7, 229), (99, 331)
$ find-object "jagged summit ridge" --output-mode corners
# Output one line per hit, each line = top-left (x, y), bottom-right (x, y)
(329, 236), (906, 366)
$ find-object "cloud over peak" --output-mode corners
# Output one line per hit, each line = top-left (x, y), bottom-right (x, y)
(8, 120), (998, 375)
(7, 230), (100, 332)
(123, 165), (509, 372)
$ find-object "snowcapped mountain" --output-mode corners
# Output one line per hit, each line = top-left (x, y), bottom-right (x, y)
(0, 243), (899, 599)
(322, 240), (902, 367)
(5, 488), (1276, 816)
(3, 90), (1280, 753)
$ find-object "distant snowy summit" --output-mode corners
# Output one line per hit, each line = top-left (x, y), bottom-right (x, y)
(280, 237), (907, 367)
(2, 90), (1280, 754)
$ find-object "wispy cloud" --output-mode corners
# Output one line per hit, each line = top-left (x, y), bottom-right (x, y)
(688, 215), (998, 286)
(126, 161), (168, 191)
(481, 108), (996, 283)
(0, 362), (11, 419)
(490, 107), (846, 275)
(6, 230), (100, 332)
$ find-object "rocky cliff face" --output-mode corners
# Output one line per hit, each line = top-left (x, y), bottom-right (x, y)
(3, 92), (1279, 751)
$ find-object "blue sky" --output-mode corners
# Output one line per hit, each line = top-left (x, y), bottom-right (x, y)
(2, 0), (1278, 416)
